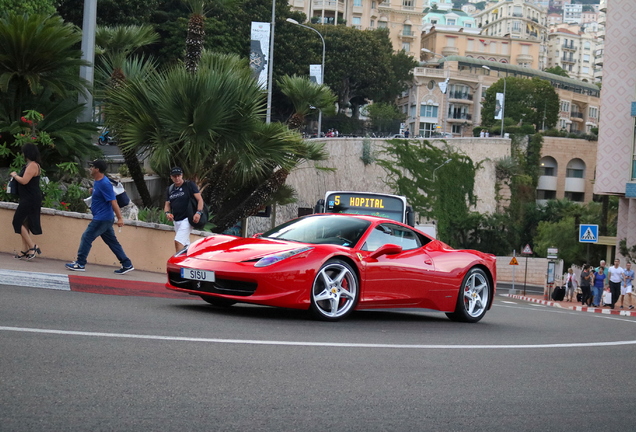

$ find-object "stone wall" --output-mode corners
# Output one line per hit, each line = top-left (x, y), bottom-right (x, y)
(249, 137), (510, 233)
(496, 256), (564, 287)
(0, 203), (210, 273)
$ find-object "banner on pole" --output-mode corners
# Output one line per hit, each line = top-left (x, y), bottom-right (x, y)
(494, 92), (504, 120)
(250, 22), (270, 88)
(309, 64), (323, 85)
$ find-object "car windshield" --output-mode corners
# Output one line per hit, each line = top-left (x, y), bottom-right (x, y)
(261, 215), (371, 248)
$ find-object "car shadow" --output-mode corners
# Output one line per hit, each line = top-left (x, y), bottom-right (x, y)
(172, 302), (449, 323)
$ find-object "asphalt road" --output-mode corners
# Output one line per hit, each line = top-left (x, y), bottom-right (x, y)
(2, 285), (636, 431)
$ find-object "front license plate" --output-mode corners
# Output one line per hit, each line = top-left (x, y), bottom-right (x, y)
(181, 268), (215, 282)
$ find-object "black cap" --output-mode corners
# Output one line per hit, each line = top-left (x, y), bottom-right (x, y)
(89, 159), (107, 173)
(170, 166), (183, 176)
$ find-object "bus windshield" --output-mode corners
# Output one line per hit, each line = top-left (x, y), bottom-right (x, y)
(323, 191), (407, 223)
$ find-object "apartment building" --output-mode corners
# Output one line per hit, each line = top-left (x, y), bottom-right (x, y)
(397, 55), (599, 138)
(472, 0), (549, 69)
(420, 28), (541, 68)
(595, 0), (636, 257)
(593, 0), (606, 83)
(546, 27), (599, 82)
(563, 3), (582, 23)
(547, 13), (563, 26)
(287, 0), (426, 56)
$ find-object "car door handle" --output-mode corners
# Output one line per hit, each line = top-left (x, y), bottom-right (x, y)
(424, 259), (432, 265)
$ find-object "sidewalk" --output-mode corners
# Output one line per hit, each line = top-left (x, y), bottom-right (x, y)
(0, 252), (192, 300)
(503, 292), (636, 317)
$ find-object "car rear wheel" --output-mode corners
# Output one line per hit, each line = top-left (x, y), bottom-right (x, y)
(200, 295), (237, 307)
(309, 259), (359, 321)
(446, 268), (490, 323)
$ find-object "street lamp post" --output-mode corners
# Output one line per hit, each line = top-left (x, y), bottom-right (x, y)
(433, 158), (452, 182)
(265, 0), (276, 124)
(422, 48), (449, 135)
(286, 18), (325, 138)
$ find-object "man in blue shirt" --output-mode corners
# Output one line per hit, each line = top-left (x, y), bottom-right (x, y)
(66, 160), (134, 274)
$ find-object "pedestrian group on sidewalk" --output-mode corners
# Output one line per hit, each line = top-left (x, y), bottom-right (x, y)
(576, 259), (634, 310)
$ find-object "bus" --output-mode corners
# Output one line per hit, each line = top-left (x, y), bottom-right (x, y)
(315, 191), (415, 227)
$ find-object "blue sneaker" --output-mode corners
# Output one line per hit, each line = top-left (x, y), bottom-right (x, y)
(66, 262), (85, 272)
(114, 265), (134, 275)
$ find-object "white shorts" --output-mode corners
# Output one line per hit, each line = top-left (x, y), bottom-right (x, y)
(621, 285), (633, 295)
(174, 219), (193, 247)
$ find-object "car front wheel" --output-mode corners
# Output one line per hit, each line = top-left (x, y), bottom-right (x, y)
(446, 268), (491, 323)
(309, 259), (359, 321)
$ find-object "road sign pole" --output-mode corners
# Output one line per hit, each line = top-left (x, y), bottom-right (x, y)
(511, 250), (516, 295)
(524, 255), (528, 296)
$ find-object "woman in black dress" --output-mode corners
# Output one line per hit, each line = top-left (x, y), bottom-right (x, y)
(10, 143), (43, 260)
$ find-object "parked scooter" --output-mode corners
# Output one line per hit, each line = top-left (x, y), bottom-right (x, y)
(97, 129), (117, 145)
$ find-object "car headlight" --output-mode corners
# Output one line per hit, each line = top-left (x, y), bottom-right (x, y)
(254, 246), (313, 267)
(174, 245), (189, 257)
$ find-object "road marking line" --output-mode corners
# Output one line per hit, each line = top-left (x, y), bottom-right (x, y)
(0, 270), (70, 291)
(2, 326), (636, 349)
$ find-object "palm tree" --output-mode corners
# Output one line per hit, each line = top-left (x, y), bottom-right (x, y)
(106, 51), (327, 232)
(0, 13), (97, 168)
(278, 75), (337, 131)
(95, 24), (159, 207)
(182, 0), (234, 73)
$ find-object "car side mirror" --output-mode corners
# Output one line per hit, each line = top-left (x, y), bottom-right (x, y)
(252, 233), (263, 238)
(369, 244), (403, 259)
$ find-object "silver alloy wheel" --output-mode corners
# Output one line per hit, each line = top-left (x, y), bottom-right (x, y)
(311, 260), (358, 320)
(462, 269), (489, 318)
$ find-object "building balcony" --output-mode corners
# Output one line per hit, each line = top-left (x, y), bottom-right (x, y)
(516, 54), (534, 64)
(571, 111), (584, 119)
(399, 31), (415, 40)
(441, 46), (460, 57)
(448, 93), (474, 103)
(447, 113), (472, 122)
(564, 177), (586, 193)
(561, 43), (576, 51)
(562, 56), (575, 63)
(538, 175), (558, 191)
(312, 0), (345, 13)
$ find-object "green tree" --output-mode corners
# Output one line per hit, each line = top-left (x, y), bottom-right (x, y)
(56, 0), (161, 27)
(277, 75), (337, 130)
(363, 102), (405, 134)
(482, 77), (559, 132)
(544, 65), (570, 78)
(0, 13), (98, 169)
(0, 0), (56, 15)
(105, 51), (327, 232)
(321, 26), (417, 117)
(96, 24), (160, 207)
(376, 139), (483, 249)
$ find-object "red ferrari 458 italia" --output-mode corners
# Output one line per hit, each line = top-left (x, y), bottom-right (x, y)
(166, 214), (496, 322)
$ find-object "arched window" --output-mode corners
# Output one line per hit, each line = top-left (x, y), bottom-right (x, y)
(566, 158), (585, 178)
(540, 156), (558, 176)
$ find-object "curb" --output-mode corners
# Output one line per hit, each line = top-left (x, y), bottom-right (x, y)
(504, 294), (636, 317)
(0, 269), (192, 300)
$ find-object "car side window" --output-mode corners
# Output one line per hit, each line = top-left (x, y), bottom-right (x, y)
(362, 224), (422, 251)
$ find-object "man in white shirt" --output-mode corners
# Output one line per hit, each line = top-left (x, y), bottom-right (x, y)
(619, 261), (634, 309)
(606, 259), (625, 310)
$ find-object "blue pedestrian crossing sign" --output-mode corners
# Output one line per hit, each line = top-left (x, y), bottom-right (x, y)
(579, 224), (598, 243)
